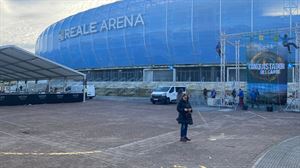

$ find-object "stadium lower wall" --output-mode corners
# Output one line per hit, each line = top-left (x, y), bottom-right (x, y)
(90, 81), (296, 97)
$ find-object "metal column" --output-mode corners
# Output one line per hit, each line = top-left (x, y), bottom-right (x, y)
(235, 40), (241, 88)
(220, 34), (226, 105)
(295, 25), (300, 111)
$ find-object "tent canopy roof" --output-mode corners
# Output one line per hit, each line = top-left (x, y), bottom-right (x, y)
(0, 45), (85, 81)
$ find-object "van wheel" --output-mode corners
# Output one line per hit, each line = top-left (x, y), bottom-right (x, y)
(151, 100), (155, 104)
(165, 98), (170, 104)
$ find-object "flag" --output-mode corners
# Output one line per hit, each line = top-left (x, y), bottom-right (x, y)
(216, 42), (221, 57)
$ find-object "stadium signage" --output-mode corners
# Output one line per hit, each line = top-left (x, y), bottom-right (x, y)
(247, 50), (288, 105)
(248, 63), (285, 75)
(59, 13), (144, 41)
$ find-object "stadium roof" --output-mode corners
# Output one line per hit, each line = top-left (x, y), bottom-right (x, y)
(0, 45), (85, 81)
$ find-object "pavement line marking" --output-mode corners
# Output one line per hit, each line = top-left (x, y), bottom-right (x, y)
(0, 130), (19, 138)
(0, 151), (102, 156)
(246, 111), (268, 120)
(196, 110), (209, 127)
(0, 119), (29, 128)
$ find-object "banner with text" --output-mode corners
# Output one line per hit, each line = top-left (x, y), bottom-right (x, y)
(247, 45), (288, 105)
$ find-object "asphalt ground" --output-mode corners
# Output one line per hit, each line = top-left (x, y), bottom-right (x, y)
(0, 96), (299, 168)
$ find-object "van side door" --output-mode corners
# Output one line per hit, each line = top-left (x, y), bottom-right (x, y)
(168, 87), (177, 101)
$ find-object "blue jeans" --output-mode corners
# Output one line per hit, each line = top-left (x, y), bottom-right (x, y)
(180, 123), (188, 138)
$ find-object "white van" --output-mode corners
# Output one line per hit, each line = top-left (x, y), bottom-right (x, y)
(86, 84), (96, 99)
(66, 84), (96, 99)
(150, 86), (186, 104)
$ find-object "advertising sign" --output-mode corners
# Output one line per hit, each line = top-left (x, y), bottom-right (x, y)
(247, 46), (288, 105)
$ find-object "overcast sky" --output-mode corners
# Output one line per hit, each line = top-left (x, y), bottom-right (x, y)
(0, 0), (118, 52)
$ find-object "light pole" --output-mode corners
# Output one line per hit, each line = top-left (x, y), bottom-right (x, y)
(219, 0), (222, 35)
(251, 0), (254, 32)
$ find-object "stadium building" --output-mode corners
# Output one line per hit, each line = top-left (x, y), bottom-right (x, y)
(35, 0), (300, 97)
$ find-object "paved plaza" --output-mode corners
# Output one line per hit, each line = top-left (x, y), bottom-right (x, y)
(0, 96), (299, 168)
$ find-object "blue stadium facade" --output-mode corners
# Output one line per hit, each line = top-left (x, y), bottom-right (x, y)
(35, 0), (300, 81)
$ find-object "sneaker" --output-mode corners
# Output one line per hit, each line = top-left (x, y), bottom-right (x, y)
(185, 137), (191, 141)
(180, 137), (187, 142)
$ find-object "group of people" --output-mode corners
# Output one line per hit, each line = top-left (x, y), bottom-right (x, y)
(202, 87), (260, 108)
(232, 88), (245, 108)
(235, 88), (260, 108)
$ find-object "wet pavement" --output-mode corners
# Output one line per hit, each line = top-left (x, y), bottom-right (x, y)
(0, 96), (299, 168)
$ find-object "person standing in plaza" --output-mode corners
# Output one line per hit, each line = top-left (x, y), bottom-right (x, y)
(176, 93), (193, 142)
(203, 88), (208, 104)
(211, 89), (216, 98)
(177, 88), (184, 103)
(255, 88), (260, 108)
(238, 88), (244, 108)
(231, 88), (236, 99)
(250, 88), (258, 108)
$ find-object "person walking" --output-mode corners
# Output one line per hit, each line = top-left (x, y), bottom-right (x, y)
(176, 93), (193, 142)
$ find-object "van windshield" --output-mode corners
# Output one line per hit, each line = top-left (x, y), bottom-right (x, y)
(154, 87), (170, 92)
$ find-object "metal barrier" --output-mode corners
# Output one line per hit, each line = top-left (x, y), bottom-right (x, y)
(0, 93), (83, 106)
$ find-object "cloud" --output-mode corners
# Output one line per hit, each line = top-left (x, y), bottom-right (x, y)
(0, 0), (119, 52)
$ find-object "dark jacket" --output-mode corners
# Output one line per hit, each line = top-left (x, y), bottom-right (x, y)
(238, 90), (244, 98)
(176, 99), (193, 125)
(250, 90), (257, 101)
(231, 89), (236, 98)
